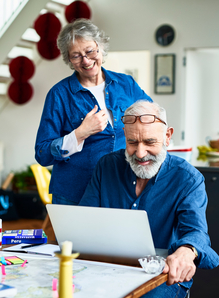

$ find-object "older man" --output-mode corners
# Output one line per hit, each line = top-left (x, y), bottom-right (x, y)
(79, 100), (219, 297)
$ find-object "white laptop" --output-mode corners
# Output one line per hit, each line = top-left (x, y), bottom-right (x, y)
(47, 204), (156, 261)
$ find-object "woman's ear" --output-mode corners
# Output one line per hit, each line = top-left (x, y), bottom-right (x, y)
(165, 127), (174, 147)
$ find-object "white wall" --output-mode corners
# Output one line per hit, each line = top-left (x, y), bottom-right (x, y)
(104, 51), (150, 94)
(1, 0), (219, 179)
(0, 57), (72, 178)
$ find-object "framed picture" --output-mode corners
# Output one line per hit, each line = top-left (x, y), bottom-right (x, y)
(154, 54), (175, 94)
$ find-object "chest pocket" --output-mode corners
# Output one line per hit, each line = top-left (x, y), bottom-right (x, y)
(62, 112), (86, 135)
(71, 115), (85, 126)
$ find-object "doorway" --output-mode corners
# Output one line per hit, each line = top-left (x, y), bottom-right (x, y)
(184, 48), (219, 150)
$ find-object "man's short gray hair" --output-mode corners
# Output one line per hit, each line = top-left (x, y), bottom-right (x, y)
(124, 100), (168, 140)
(125, 100), (167, 126)
(57, 18), (110, 70)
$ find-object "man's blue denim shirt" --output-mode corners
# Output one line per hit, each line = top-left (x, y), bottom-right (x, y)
(79, 149), (219, 272)
(35, 68), (152, 203)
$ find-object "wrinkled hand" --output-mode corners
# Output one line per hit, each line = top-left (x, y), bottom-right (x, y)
(163, 246), (196, 286)
(75, 105), (108, 144)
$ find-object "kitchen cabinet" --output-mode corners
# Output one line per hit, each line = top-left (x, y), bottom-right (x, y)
(191, 161), (219, 297)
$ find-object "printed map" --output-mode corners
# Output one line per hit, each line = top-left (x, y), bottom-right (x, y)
(1, 255), (158, 298)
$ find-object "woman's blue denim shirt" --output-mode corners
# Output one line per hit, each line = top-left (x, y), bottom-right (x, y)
(35, 67), (152, 203)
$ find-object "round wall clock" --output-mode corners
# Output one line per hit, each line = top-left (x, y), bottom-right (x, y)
(155, 24), (175, 46)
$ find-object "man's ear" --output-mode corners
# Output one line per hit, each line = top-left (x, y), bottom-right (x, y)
(165, 127), (174, 147)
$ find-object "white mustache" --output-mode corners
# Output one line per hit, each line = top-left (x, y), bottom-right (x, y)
(134, 154), (157, 163)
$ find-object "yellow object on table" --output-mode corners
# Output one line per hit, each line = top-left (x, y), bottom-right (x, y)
(55, 241), (79, 298)
(197, 145), (218, 154)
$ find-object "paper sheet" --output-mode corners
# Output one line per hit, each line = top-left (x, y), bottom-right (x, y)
(3, 244), (60, 257)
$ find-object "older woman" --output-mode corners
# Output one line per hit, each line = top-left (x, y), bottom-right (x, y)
(35, 19), (152, 205)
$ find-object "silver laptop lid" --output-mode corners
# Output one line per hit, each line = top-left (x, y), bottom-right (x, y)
(47, 204), (155, 259)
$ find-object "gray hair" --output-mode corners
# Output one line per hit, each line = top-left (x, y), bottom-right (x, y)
(124, 100), (168, 140)
(57, 18), (110, 70)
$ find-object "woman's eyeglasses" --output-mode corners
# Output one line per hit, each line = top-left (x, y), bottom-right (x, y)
(69, 49), (99, 64)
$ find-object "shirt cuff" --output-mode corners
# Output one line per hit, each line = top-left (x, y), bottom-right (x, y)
(50, 138), (70, 161)
(61, 130), (84, 157)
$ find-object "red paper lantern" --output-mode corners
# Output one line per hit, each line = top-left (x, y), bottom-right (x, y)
(9, 56), (35, 82)
(37, 39), (60, 60)
(34, 12), (61, 41)
(8, 81), (33, 104)
(65, 1), (91, 23)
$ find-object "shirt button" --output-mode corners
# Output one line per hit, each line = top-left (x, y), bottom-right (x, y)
(133, 181), (136, 185)
(106, 92), (108, 95)
(133, 203), (137, 207)
(112, 135), (115, 138)
(81, 118), (84, 120)
(114, 118), (117, 121)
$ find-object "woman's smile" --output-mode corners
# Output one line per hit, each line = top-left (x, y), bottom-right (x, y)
(82, 61), (95, 70)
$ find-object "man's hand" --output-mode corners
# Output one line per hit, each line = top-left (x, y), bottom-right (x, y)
(163, 246), (196, 285)
(75, 105), (108, 144)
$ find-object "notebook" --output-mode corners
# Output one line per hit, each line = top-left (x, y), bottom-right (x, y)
(47, 204), (156, 261)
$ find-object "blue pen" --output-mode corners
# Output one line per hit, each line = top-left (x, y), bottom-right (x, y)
(1, 257), (7, 265)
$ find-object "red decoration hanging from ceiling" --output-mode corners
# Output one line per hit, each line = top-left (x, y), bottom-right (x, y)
(9, 56), (35, 82)
(8, 56), (35, 105)
(8, 82), (33, 105)
(65, 1), (91, 23)
(34, 12), (61, 60)
(37, 39), (60, 60)
(34, 12), (62, 41)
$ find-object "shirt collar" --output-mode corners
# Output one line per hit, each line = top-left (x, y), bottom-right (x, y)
(69, 67), (118, 94)
(102, 67), (118, 85)
(153, 152), (170, 183)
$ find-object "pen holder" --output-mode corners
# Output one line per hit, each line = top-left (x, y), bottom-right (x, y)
(55, 251), (80, 298)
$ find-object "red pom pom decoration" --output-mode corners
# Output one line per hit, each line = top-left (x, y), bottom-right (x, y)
(8, 81), (33, 104)
(9, 56), (35, 82)
(34, 12), (61, 41)
(8, 56), (35, 104)
(37, 39), (60, 60)
(34, 12), (61, 60)
(65, 1), (91, 23)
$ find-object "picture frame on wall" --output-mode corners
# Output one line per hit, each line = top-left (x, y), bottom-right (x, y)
(154, 54), (175, 94)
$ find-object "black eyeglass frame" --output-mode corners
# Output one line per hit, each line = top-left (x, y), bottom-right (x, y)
(69, 48), (99, 64)
(121, 114), (166, 125)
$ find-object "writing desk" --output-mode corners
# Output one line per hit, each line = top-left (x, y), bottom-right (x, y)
(1, 244), (167, 297)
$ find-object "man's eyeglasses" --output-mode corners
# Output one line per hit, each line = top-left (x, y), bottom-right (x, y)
(69, 49), (99, 64)
(121, 114), (166, 125)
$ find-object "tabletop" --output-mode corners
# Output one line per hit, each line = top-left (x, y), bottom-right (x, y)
(1, 243), (168, 297)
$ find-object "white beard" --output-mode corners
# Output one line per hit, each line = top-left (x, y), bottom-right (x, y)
(125, 146), (167, 179)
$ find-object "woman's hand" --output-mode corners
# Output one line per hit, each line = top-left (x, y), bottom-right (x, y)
(75, 105), (108, 144)
(163, 246), (196, 286)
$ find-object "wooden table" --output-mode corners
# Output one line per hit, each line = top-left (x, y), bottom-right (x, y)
(124, 273), (168, 297)
(65, 249), (168, 297)
(1, 242), (168, 297)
